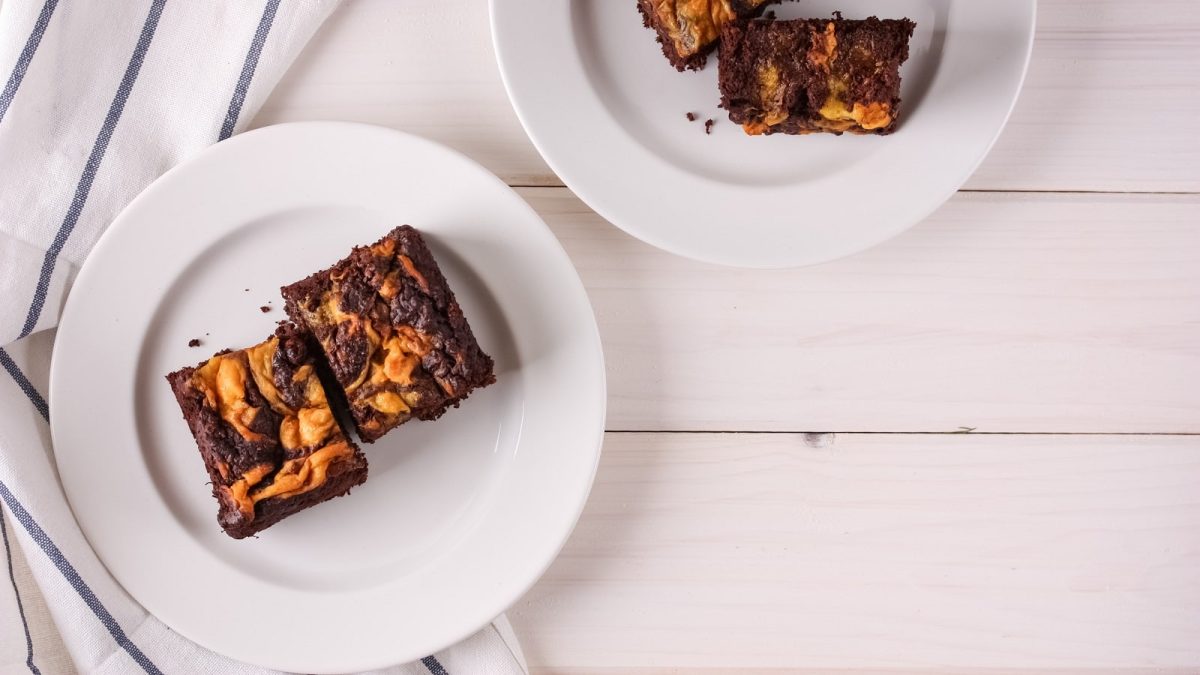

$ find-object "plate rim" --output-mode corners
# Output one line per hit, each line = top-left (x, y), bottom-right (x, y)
(48, 120), (607, 672)
(490, 0), (1039, 269)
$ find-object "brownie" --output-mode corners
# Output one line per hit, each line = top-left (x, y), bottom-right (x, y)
(638, 0), (778, 71)
(167, 323), (368, 539)
(718, 16), (916, 135)
(281, 226), (496, 443)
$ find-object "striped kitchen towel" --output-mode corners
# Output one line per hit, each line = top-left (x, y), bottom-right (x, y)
(0, 1), (527, 673)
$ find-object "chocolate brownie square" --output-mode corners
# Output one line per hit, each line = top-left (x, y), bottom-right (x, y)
(281, 226), (496, 443)
(638, 0), (778, 71)
(167, 323), (368, 539)
(718, 16), (916, 135)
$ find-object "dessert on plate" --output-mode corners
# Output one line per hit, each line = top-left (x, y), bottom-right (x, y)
(168, 225), (494, 537)
(718, 16), (916, 135)
(282, 226), (495, 443)
(167, 323), (368, 539)
(638, 0), (779, 70)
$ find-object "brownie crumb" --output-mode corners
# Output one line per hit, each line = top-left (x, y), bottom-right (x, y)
(188, 339), (201, 348)
(704, 119), (714, 134)
(686, 112), (696, 122)
(244, 288), (249, 292)
(765, 10), (776, 19)
(259, 305), (271, 313)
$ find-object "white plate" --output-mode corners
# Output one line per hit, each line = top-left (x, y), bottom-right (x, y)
(491, 0), (1036, 268)
(50, 122), (605, 673)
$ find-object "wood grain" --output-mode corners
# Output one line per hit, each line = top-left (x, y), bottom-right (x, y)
(966, 0), (1200, 193)
(252, 0), (553, 186)
(529, 188), (1200, 434)
(253, 0), (1200, 193)
(532, 670), (1196, 675)
(511, 432), (1200, 672)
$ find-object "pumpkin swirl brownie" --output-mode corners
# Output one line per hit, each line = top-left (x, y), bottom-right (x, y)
(638, 0), (778, 71)
(718, 16), (916, 135)
(282, 226), (495, 443)
(167, 323), (368, 539)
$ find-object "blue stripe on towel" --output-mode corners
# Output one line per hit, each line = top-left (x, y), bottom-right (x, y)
(0, 0), (60, 126)
(18, 0), (168, 339)
(422, 655), (451, 675)
(1, 511), (40, 674)
(218, 0), (281, 141)
(0, 348), (48, 422)
(0, 482), (164, 674)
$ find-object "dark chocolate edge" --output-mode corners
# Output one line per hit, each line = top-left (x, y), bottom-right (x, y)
(166, 365), (237, 534)
(166, 329), (369, 538)
(224, 457), (367, 539)
(637, 0), (780, 72)
(717, 15), (916, 136)
(391, 225), (496, 394)
(281, 226), (497, 444)
(636, 0), (696, 71)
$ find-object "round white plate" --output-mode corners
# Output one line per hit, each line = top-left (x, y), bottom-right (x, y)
(491, 0), (1036, 268)
(50, 122), (606, 673)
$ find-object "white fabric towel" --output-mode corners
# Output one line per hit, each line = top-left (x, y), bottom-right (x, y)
(0, 1), (528, 673)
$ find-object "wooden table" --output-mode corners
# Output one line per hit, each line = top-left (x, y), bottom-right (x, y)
(253, 2), (1200, 671)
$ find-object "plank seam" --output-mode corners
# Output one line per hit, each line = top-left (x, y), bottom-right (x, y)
(605, 430), (1200, 436)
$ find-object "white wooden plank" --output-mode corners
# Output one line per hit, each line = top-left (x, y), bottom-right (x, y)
(251, 0), (554, 186)
(526, 188), (1200, 433)
(511, 432), (1200, 672)
(532, 670), (1193, 675)
(252, 0), (1200, 193)
(965, 0), (1200, 193)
